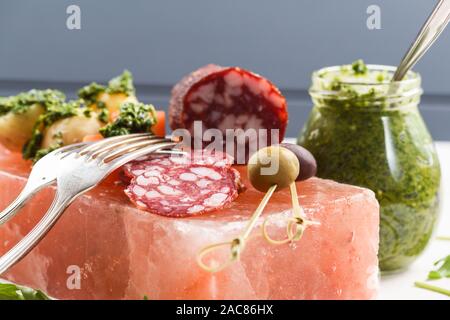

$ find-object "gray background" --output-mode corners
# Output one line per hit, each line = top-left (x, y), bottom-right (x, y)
(1, 0), (449, 139)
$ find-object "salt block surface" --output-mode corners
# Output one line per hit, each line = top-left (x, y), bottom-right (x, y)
(0, 146), (379, 300)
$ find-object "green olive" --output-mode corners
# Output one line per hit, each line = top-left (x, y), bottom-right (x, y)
(248, 146), (300, 192)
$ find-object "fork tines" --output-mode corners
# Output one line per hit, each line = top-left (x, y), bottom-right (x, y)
(0, 133), (178, 275)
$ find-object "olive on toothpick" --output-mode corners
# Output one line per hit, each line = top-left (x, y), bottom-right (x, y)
(197, 145), (317, 273)
(280, 143), (317, 181)
(247, 145), (300, 192)
(249, 145), (317, 245)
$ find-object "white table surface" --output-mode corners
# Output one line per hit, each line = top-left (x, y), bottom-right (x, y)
(378, 141), (450, 300)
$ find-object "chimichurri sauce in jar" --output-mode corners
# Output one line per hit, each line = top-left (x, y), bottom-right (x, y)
(298, 60), (441, 272)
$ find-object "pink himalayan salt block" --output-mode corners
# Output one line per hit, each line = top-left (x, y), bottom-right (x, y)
(0, 146), (379, 300)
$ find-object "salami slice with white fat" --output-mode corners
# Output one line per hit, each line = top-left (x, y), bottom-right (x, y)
(124, 151), (242, 217)
(169, 64), (288, 163)
(123, 150), (234, 178)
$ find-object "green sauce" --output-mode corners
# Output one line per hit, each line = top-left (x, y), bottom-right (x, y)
(22, 99), (82, 161)
(99, 101), (156, 138)
(298, 61), (441, 271)
(0, 89), (65, 117)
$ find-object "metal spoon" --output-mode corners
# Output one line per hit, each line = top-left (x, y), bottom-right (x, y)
(393, 0), (450, 81)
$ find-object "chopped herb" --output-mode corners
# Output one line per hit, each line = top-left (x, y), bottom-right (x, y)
(33, 145), (62, 163)
(339, 64), (351, 74)
(106, 70), (135, 96)
(0, 282), (51, 300)
(330, 77), (342, 91)
(0, 97), (10, 115)
(77, 71), (135, 122)
(78, 82), (106, 106)
(22, 130), (44, 161)
(352, 59), (368, 75)
(376, 73), (385, 82)
(95, 100), (109, 123)
(83, 108), (92, 118)
(414, 281), (450, 297)
(0, 89), (65, 116)
(97, 107), (109, 123)
(100, 102), (156, 138)
(38, 99), (81, 128)
(23, 100), (82, 161)
(31, 132), (64, 163)
(427, 255), (450, 280)
(97, 101), (106, 109)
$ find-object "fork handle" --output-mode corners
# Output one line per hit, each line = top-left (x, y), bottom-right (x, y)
(0, 190), (71, 275)
(0, 181), (50, 226)
(393, 0), (450, 81)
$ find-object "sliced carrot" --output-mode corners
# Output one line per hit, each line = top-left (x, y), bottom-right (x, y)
(151, 110), (166, 137)
(82, 133), (103, 142)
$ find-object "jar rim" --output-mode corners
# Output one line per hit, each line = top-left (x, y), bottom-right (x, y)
(311, 64), (421, 86)
(309, 64), (422, 104)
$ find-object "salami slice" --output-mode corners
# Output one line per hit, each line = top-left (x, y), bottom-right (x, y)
(123, 150), (234, 178)
(169, 64), (288, 163)
(124, 151), (242, 217)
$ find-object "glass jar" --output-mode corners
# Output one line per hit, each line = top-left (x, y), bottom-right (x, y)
(298, 64), (441, 272)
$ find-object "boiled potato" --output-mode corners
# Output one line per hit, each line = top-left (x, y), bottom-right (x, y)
(42, 111), (103, 149)
(95, 92), (137, 116)
(0, 103), (44, 152)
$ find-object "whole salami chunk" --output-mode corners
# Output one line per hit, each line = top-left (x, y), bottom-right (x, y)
(124, 151), (242, 217)
(169, 64), (288, 163)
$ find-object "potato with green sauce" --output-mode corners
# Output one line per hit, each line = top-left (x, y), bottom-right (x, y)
(0, 90), (65, 152)
(42, 110), (103, 149)
(78, 70), (137, 122)
(0, 103), (44, 151)
(22, 99), (102, 162)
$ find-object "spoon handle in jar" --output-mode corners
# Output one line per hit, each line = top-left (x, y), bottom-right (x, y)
(393, 0), (450, 81)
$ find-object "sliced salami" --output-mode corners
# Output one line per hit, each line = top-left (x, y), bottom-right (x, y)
(169, 64), (288, 163)
(124, 151), (242, 217)
(123, 150), (234, 178)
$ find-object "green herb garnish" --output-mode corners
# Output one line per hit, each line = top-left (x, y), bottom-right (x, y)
(352, 59), (368, 75)
(100, 102), (156, 138)
(32, 132), (64, 163)
(96, 101), (109, 123)
(78, 71), (135, 99)
(427, 255), (450, 280)
(414, 251), (450, 297)
(106, 70), (135, 96)
(376, 73), (385, 82)
(97, 108), (109, 123)
(0, 282), (51, 300)
(78, 71), (135, 123)
(22, 100), (82, 161)
(0, 89), (65, 117)
(414, 281), (450, 297)
(78, 82), (106, 106)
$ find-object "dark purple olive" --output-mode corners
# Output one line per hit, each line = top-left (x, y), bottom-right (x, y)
(280, 143), (317, 181)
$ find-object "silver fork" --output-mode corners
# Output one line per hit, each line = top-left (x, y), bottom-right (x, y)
(392, 0), (450, 81)
(0, 133), (152, 226)
(0, 134), (177, 275)
(0, 143), (85, 225)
